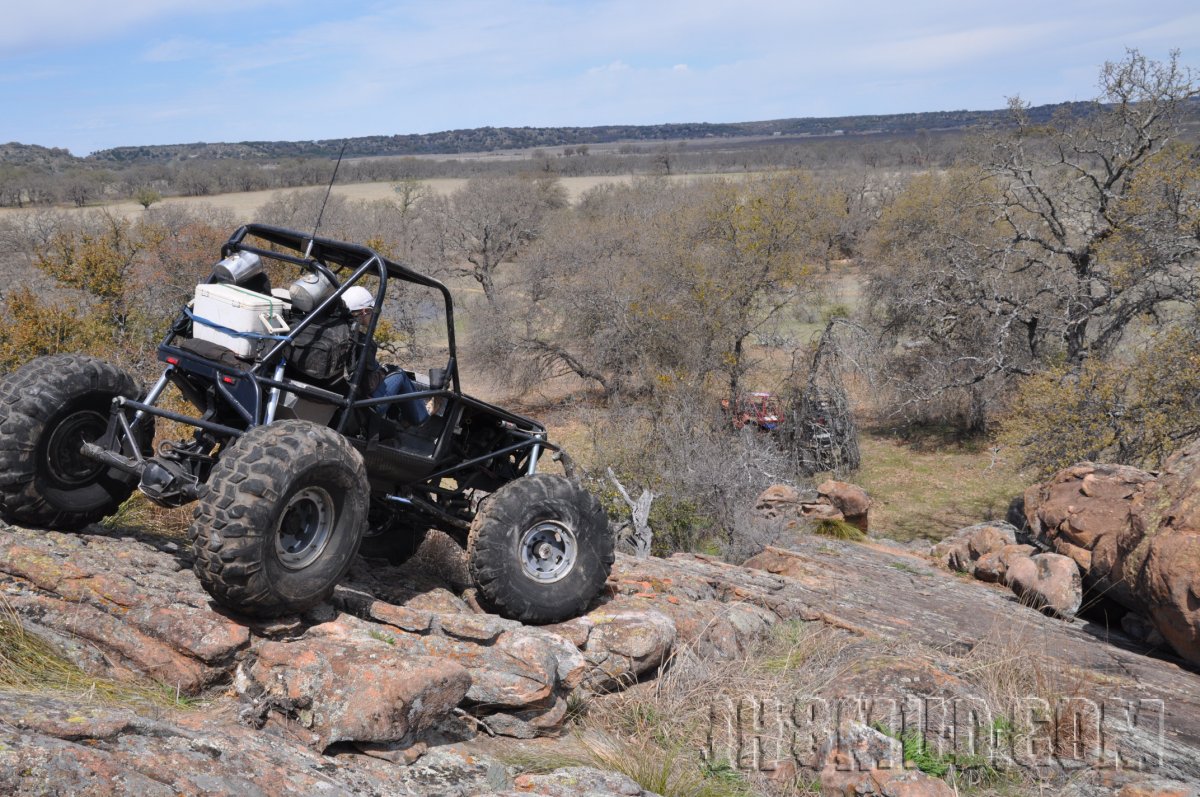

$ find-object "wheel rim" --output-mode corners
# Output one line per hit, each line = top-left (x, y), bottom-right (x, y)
(519, 520), (577, 583)
(44, 408), (108, 487)
(275, 486), (335, 570)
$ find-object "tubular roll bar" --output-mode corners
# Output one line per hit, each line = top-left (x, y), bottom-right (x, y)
(141, 222), (555, 483)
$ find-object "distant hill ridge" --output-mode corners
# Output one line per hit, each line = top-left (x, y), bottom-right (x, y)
(6, 99), (1196, 167)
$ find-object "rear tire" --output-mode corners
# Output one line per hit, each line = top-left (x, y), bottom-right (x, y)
(189, 420), (368, 617)
(0, 355), (145, 530)
(468, 474), (614, 624)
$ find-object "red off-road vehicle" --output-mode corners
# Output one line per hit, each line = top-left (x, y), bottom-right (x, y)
(721, 391), (784, 431)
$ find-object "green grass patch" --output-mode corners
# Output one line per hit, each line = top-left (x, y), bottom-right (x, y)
(872, 722), (999, 785)
(854, 429), (1031, 542)
(368, 629), (396, 645)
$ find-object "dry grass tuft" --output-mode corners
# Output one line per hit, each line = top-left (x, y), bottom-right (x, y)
(546, 619), (860, 797)
(102, 492), (192, 541)
(811, 518), (867, 541)
(0, 599), (196, 709)
(955, 615), (1068, 719)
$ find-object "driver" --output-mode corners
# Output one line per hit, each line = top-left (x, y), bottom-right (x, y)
(341, 286), (428, 426)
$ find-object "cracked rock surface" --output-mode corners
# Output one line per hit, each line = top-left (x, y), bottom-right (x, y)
(2, 512), (1200, 795)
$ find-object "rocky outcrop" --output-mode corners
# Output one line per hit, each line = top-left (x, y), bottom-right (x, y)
(1022, 446), (1200, 667)
(1125, 446), (1200, 666)
(4, 500), (1200, 795)
(235, 616), (472, 750)
(1024, 462), (1153, 608)
(0, 532), (249, 692)
(0, 524), (774, 748)
(740, 538), (1200, 793)
(816, 723), (954, 797)
(489, 767), (661, 796)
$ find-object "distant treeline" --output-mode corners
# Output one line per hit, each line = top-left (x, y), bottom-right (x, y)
(1, 98), (1197, 209)
(79, 102), (1096, 163)
(2, 100), (1142, 167)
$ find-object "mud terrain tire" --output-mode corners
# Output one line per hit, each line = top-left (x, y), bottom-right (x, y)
(0, 355), (145, 529)
(190, 420), (368, 617)
(468, 473), (613, 624)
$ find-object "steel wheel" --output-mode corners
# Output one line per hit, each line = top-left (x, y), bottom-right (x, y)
(43, 408), (108, 487)
(519, 520), (577, 583)
(275, 486), (335, 569)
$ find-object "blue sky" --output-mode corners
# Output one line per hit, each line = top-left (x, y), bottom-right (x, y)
(2, 1), (1198, 156)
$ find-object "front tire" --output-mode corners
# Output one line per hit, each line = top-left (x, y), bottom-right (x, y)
(0, 355), (145, 530)
(468, 474), (614, 624)
(189, 420), (368, 617)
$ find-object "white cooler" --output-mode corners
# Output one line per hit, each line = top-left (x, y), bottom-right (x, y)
(192, 283), (286, 357)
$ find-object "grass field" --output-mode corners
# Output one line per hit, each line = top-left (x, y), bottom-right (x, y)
(2, 172), (756, 223)
(853, 428), (1031, 542)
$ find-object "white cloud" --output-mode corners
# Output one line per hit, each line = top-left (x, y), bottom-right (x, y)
(0, 0), (283, 56)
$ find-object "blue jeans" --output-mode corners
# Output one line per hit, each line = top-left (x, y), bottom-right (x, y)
(371, 370), (429, 425)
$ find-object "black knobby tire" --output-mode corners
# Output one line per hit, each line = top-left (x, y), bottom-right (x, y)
(467, 473), (614, 624)
(189, 420), (369, 617)
(0, 354), (145, 530)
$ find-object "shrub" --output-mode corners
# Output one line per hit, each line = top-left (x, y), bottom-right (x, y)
(999, 325), (1200, 476)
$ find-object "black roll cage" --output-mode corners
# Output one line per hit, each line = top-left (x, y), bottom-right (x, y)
(134, 224), (554, 479)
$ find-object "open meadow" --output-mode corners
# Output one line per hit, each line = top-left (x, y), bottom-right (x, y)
(1, 172), (756, 222)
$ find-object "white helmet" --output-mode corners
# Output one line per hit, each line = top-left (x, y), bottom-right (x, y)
(342, 286), (375, 312)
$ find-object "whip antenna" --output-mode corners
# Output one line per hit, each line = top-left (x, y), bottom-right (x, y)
(311, 140), (348, 244)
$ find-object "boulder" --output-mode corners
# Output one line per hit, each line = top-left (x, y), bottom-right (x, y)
(576, 609), (676, 690)
(803, 501), (845, 521)
(1004, 552), (1083, 618)
(1125, 443), (1200, 665)
(929, 522), (1018, 574)
(973, 543), (1035, 584)
(817, 479), (872, 517)
(754, 482), (876, 527)
(1023, 462), (1153, 609)
(755, 484), (818, 520)
(817, 479), (872, 532)
(820, 768), (956, 797)
(815, 722), (954, 797)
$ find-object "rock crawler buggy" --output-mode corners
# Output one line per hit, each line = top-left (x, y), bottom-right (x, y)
(0, 224), (614, 623)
